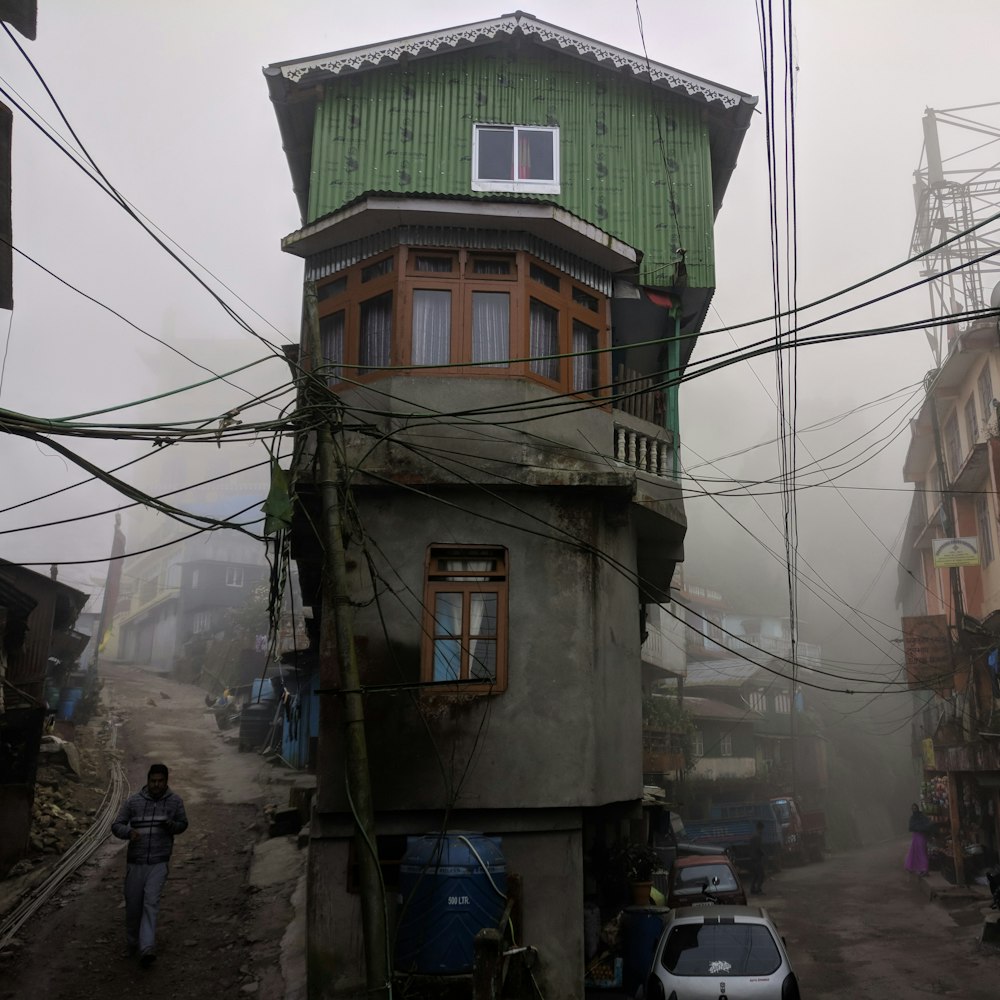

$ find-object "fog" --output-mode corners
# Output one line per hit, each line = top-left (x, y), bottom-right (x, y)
(2, 2), (992, 798)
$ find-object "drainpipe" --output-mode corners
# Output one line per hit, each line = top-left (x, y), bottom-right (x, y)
(667, 307), (681, 480)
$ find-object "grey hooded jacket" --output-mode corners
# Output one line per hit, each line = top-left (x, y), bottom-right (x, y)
(112, 785), (189, 864)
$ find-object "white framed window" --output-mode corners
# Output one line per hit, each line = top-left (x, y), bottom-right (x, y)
(193, 611), (211, 634)
(749, 689), (766, 713)
(774, 692), (790, 714)
(472, 124), (560, 194)
(225, 567), (245, 588)
(691, 730), (704, 757)
(720, 733), (733, 757)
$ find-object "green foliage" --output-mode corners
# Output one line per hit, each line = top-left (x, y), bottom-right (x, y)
(226, 583), (270, 639)
(610, 842), (661, 882)
(643, 691), (696, 766)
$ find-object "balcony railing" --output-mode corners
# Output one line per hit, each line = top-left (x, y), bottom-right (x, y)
(690, 628), (821, 668)
(613, 364), (664, 424)
(614, 423), (674, 478)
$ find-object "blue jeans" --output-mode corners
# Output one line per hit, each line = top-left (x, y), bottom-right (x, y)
(124, 862), (168, 955)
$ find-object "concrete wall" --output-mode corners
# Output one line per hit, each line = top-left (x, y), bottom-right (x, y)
(314, 484), (643, 814)
(307, 814), (586, 1000)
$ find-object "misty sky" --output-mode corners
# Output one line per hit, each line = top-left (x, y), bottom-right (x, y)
(1, 1), (995, 732)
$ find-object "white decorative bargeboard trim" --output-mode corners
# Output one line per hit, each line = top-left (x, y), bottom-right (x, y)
(277, 14), (744, 109)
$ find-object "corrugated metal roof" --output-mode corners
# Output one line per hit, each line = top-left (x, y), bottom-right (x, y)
(685, 658), (774, 687)
(685, 695), (759, 722)
(267, 12), (753, 110)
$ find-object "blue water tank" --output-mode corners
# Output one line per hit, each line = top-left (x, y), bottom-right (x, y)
(621, 906), (671, 994)
(395, 833), (506, 974)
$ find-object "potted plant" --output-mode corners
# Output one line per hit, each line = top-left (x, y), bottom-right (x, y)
(611, 842), (661, 906)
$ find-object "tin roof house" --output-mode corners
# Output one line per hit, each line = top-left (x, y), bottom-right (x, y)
(265, 13), (754, 998)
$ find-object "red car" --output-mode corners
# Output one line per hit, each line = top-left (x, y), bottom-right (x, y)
(666, 854), (747, 909)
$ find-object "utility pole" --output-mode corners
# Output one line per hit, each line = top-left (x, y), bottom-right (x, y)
(303, 284), (389, 997)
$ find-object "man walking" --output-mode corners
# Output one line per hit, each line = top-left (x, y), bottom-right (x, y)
(749, 820), (766, 895)
(111, 763), (188, 966)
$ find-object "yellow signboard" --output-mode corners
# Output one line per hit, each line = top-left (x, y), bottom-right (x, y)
(922, 738), (937, 770)
(932, 537), (980, 568)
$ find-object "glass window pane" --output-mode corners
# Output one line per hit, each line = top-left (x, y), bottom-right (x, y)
(433, 592), (463, 637)
(472, 292), (510, 368)
(530, 263), (560, 291)
(318, 276), (347, 302)
(572, 287), (598, 311)
(362, 257), (393, 282)
(433, 640), (462, 681)
(519, 129), (554, 181)
(469, 639), (496, 681)
(477, 128), (514, 180)
(412, 290), (451, 366)
(360, 293), (392, 374)
(572, 320), (598, 394)
(320, 311), (345, 384)
(530, 299), (560, 381)
(662, 924), (781, 977)
(415, 255), (453, 273)
(472, 258), (511, 275)
(470, 594), (497, 637)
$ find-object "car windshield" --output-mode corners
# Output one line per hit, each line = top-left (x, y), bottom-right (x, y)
(661, 922), (782, 977)
(673, 864), (739, 894)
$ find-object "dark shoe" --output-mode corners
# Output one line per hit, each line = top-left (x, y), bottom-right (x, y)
(140, 952), (157, 968)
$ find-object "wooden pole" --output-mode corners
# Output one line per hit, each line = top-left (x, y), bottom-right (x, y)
(304, 284), (389, 998)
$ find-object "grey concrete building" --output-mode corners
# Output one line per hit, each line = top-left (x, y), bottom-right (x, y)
(265, 13), (754, 999)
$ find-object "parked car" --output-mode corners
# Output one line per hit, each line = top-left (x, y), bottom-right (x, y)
(646, 905), (800, 1000)
(666, 855), (747, 909)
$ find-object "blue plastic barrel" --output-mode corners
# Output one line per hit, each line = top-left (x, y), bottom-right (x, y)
(621, 906), (671, 994)
(57, 688), (83, 721)
(395, 833), (506, 974)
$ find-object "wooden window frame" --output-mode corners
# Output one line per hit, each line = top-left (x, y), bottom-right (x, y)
(312, 247), (609, 398)
(421, 544), (508, 694)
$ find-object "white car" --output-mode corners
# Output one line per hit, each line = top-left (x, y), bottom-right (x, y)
(645, 905), (800, 1000)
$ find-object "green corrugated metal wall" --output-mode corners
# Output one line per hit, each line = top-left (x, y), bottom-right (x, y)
(308, 46), (717, 288)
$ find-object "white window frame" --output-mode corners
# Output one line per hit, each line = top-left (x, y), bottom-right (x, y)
(691, 729), (704, 757)
(193, 611), (211, 634)
(720, 733), (733, 757)
(225, 567), (245, 588)
(472, 124), (560, 195)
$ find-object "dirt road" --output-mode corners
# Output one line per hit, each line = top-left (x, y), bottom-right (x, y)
(763, 840), (998, 997)
(0, 661), (305, 1000)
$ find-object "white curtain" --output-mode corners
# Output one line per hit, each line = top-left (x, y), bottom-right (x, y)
(320, 311), (345, 384)
(359, 293), (392, 373)
(572, 320), (598, 394)
(468, 594), (497, 681)
(530, 299), (559, 380)
(412, 290), (451, 366)
(472, 292), (509, 368)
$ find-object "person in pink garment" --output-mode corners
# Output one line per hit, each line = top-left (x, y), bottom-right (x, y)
(905, 802), (933, 876)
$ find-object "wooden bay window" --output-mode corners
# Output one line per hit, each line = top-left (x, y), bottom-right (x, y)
(313, 247), (608, 397)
